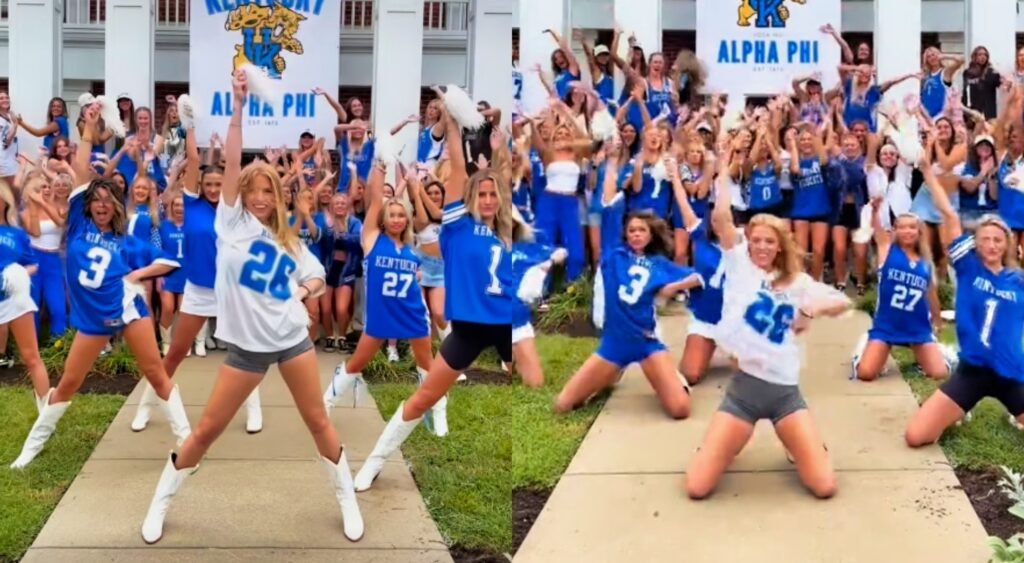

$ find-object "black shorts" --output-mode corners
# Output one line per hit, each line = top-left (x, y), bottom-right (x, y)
(939, 361), (1024, 416)
(832, 203), (859, 230)
(326, 261), (346, 287)
(439, 320), (512, 372)
(748, 200), (789, 220)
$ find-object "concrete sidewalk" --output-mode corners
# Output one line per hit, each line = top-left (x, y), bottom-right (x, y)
(22, 354), (452, 563)
(516, 313), (990, 563)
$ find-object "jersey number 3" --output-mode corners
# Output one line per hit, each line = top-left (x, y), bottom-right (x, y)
(79, 247), (113, 289)
(240, 240), (297, 300)
(744, 293), (794, 345)
(618, 265), (651, 305)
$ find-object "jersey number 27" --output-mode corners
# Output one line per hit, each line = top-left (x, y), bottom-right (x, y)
(240, 240), (297, 300)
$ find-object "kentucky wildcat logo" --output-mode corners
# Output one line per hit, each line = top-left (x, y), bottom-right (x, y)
(737, 0), (807, 28)
(226, 2), (306, 79)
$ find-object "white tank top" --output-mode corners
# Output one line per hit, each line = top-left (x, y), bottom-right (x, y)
(415, 222), (441, 246)
(31, 219), (62, 251)
(545, 161), (581, 195)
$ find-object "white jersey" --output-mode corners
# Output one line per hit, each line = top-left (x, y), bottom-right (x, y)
(214, 196), (325, 352)
(0, 115), (18, 176)
(866, 162), (913, 231)
(715, 235), (841, 386)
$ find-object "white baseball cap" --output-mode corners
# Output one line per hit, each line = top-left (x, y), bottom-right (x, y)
(594, 45), (610, 56)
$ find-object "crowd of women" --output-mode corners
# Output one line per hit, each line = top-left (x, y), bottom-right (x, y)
(2, 19), (1024, 541)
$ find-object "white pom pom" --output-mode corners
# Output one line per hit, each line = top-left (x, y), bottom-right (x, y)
(177, 94), (196, 131)
(517, 265), (548, 304)
(441, 85), (485, 131)
(1005, 163), (1024, 193)
(851, 205), (875, 244)
(240, 63), (281, 107)
(77, 92), (96, 108)
(374, 133), (404, 166)
(2, 264), (30, 299)
(590, 109), (617, 141)
(650, 158), (668, 184)
(95, 96), (127, 138)
(893, 114), (922, 165)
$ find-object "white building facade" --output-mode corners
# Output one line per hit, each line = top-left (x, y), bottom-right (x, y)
(1, 0), (1021, 147)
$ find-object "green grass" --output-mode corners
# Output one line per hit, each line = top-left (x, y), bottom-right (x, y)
(0, 387), (124, 563)
(370, 383), (513, 553)
(893, 327), (1024, 472)
(511, 335), (602, 489)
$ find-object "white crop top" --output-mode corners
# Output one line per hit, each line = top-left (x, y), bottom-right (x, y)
(31, 219), (62, 251)
(545, 161), (581, 195)
(415, 222), (442, 246)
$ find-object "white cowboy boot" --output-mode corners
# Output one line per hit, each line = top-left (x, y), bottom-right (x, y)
(159, 325), (172, 357)
(323, 362), (365, 410)
(131, 383), (159, 432)
(194, 322), (208, 358)
(141, 453), (196, 544)
(353, 402), (421, 492)
(320, 448), (365, 541)
(33, 390), (45, 414)
(10, 389), (70, 469)
(157, 386), (191, 445)
(850, 333), (869, 380)
(417, 367), (449, 437)
(245, 388), (263, 434)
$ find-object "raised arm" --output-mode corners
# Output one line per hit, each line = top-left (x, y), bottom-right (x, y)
(870, 199), (891, 267)
(546, 29), (580, 77)
(821, 24), (854, 65)
(221, 70), (247, 207)
(879, 72), (917, 95)
(74, 107), (99, 183)
(920, 149), (962, 242)
(442, 107), (468, 204)
(941, 53), (966, 83)
(314, 87), (348, 123)
(710, 144), (737, 249)
(667, 157), (700, 232)
(16, 117), (58, 138)
(361, 161), (385, 254)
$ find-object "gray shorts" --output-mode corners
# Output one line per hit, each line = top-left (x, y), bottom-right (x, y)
(719, 372), (807, 425)
(225, 338), (315, 375)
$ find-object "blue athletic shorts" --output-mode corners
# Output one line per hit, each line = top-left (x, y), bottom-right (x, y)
(596, 337), (666, 368)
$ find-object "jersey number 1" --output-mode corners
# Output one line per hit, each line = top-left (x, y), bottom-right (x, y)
(240, 240), (297, 300)
(486, 246), (503, 295)
(981, 298), (998, 348)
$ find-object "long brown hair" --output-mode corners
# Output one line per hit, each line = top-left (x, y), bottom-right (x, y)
(623, 211), (673, 258)
(83, 178), (127, 235)
(238, 162), (300, 254)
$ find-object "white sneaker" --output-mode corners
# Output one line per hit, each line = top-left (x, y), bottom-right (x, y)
(387, 346), (400, 363)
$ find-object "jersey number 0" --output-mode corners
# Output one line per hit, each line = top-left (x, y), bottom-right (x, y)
(240, 240), (297, 300)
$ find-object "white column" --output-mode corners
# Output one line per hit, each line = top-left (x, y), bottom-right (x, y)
(519, 0), (569, 115)
(874, 0), (921, 103)
(966, 0), (1015, 74)
(9, 0), (63, 154)
(468, 0), (513, 128)
(105, 0), (155, 109)
(371, 0), (424, 163)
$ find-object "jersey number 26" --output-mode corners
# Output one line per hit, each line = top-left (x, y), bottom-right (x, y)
(240, 240), (297, 300)
(744, 293), (795, 345)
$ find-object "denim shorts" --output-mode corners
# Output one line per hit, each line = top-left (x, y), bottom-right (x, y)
(415, 248), (444, 288)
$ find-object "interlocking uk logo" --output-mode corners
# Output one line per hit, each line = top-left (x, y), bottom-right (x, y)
(737, 0), (807, 29)
(226, 2), (306, 79)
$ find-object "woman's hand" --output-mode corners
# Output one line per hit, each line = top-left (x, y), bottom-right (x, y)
(232, 70), (248, 105)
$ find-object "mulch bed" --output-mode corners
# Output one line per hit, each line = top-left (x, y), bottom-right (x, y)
(955, 467), (1024, 539)
(512, 488), (552, 555)
(462, 367), (511, 386)
(0, 365), (139, 396)
(449, 546), (509, 563)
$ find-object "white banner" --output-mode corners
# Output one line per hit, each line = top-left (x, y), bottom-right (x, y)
(189, 0), (340, 149)
(697, 0), (841, 97)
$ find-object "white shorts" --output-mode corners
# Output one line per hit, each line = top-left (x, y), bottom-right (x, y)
(180, 281), (217, 318)
(512, 323), (535, 344)
(687, 318), (718, 340)
(0, 267), (37, 325)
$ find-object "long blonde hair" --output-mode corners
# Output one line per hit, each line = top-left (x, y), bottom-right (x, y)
(465, 169), (532, 248)
(0, 179), (19, 227)
(977, 214), (1019, 268)
(747, 213), (802, 284)
(129, 176), (160, 229)
(378, 198), (415, 246)
(893, 213), (935, 266)
(238, 162), (300, 254)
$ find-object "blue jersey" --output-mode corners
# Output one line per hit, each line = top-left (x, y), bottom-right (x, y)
(949, 234), (1024, 382)
(0, 227), (37, 291)
(529, 149), (547, 208)
(513, 65), (524, 103)
(595, 74), (615, 108)
(337, 137), (375, 192)
(513, 179), (534, 224)
(158, 220), (187, 293)
(688, 223), (725, 325)
(183, 191), (218, 288)
(66, 186), (179, 335)
(843, 80), (882, 132)
(748, 164), (783, 210)
(680, 164), (711, 219)
(553, 70), (580, 99)
(600, 246), (695, 343)
(128, 205), (159, 248)
(322, 215), (363, 275)
(362, 235), (429, 339)
(958, 162), (997, 212)
(921, 70), (948, 118)
(43, 116), (69, 150)
(600, 192), (626, 258)
(625, 160), (672, 218)
(512, 241), (555, 329)
(869, 245), (934, 344)
(998, 157), (1024, 230)
(441, 202), (512, 324)
(790, 158), (832, 219)
(416, 126), (445, 165)
(289, 212), (326, 263)
(646, 79), (675, 123)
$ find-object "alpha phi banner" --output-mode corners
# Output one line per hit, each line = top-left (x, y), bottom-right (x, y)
(697, 0), (841, 96)
(189, 0), (340, 148)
